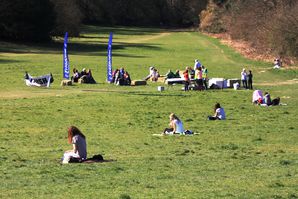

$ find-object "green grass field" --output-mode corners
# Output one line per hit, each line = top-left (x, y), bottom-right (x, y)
(0, 26), (297, 199)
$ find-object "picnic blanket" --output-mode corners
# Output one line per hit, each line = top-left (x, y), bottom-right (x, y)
(153, 132), (200, 136)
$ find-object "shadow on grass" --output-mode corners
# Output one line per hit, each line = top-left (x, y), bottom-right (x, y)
(81, 25), (164, 36)
(0, 25), (166, 58)
(1, 40), (161, 54)
(0, 58), (25, 64)
(0, 41), (161, 59)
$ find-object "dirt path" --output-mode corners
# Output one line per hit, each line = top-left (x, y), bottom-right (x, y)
(0, 90), (75, 99)
(255, 79), (298, 86)
(204, 32), (297, 67)
(128, 32), (171, 43)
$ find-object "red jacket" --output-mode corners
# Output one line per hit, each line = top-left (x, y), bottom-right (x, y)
(183, 70), (189, 81)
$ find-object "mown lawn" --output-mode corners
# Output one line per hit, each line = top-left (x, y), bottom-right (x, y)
(0, 26), (297, 199)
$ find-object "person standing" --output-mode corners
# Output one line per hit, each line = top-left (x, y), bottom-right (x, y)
(195, 67), (203, 91)
(202, 65), (208, 90)
(194, 59), (201, 70)
(241, 68), (248, 89)
(183, 67), (190, 91)
(247, 70), (253, 90)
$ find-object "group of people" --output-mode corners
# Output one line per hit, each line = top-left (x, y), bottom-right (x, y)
(183, 64), (208, 91)
(111, 67), (131, 86)
(163, 103), (225, 135)
(240, 68), (253, 90)
(62, 89), (284, 163)
(165, 69), (181, 79)
(253, 90), (281, 106)
(62, 102), (225, 163)
(71, 68), (96, 84)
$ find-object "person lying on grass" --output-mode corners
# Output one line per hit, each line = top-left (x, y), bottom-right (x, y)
(62, 126), (87, 164)
(208, 103), (226, 120)
(163, 113), (185, 135)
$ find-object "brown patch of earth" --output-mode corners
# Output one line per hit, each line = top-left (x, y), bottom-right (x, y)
(204, 32), (297, 68)
(255, 79), (298, 86)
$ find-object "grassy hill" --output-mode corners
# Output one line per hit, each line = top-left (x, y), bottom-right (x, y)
(0, 26), (297, 198)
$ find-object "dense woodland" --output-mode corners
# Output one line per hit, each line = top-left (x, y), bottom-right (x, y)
(200, 0), (298, 60)
(0, 0), (297, 60)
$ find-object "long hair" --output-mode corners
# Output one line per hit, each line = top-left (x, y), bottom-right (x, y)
(169, 113), (180, 122)
(67, 126), (86, 144)
(214, 103), (221, 113)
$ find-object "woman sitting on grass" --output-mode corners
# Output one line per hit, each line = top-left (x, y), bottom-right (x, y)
(264, 92), (280, 106)
(163, 113), (185, 135)
(62, 126), (87, 164)
(208, 103), (226, 120)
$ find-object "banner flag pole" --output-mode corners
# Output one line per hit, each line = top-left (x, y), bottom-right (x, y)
(107, 32), (113, 82)
(63, 32), (70, 79)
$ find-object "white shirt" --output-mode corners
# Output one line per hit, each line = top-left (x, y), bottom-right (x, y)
(216, 108), (226, 120)
(241, 71), (247, 80)
(173, 119), (184, 133)
(72, 135), (87, 159)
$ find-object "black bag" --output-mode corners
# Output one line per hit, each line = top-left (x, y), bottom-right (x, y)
(69, 157), (82, 163)
(92, 154), (104, 161)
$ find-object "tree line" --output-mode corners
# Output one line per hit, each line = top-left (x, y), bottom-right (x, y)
(200, 0), (298, 59)
(1, 0), (296, 59)
(0, 0), (208, 41)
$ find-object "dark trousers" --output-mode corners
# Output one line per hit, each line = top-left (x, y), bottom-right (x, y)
(242, 80), (247, 89)
(184, 81), (189, 91)
(208, 116), (220, 120)
(203, 79), (208, 90)
(196, 79), (204, 91)
(248, 80), (253, 90)
(163, 128), (174, 134)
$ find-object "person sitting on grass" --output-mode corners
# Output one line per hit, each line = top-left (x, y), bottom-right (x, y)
(86, 69), (96, 84)
(163, 113), (185, 135)
(208, 103), (226, 120)
(71, 68), (80, 83)
(174, 69), (181, 78)
(165, 69), (175, 79)
(80, 68), (87, 77)
(151, 68), (160, 81)
(111, 69), (119, 83)
(62, 126), (87, 164)
(252, 90), (264, 105)
(264, 92), (280, 106)
(123, 71), (131, 85)
(144, 66), (155, 81)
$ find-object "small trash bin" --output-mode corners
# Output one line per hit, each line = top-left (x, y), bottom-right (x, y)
(158, 86), (165, 91)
